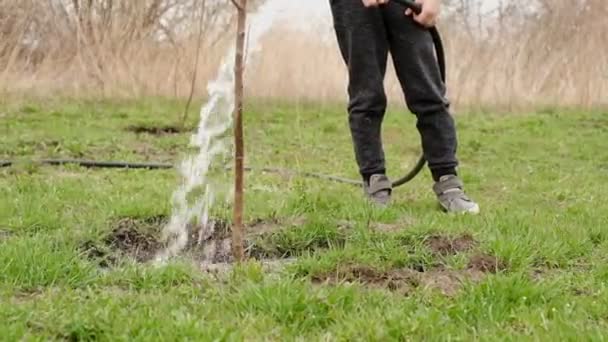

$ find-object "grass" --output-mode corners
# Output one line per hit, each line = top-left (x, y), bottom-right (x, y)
(1, 97), (608, 340)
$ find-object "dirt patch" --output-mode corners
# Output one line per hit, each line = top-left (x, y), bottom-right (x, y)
(336, 219), (414, 233)
(103, 217), (165, 263)
(197, 216), (317, 262)
(126, 124), (189, 135)
(526, 269), (540, 283)
(311, 263), (487, 296)
(467, 253), (507, 273)
(79, 241), (118, 268)
(82, 215), (310, 267)
(372, 222), (408, 233)
(246, 217), (349, 260)
(193, 219), (234, 264)
(425, 233), (478, 256)
(100, 215), (233, 264)
(311, 264), (419, 295)
(201, 258), (298, 277)
(0, 228), (12, 242)
(418, 269), (485, 296)
(247, 217), (289, 235)
(580, 117), (608, 130)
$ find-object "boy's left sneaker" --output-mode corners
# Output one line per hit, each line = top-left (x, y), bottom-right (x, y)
(433, 175), (480, 214)
(364, 174), (392, 207)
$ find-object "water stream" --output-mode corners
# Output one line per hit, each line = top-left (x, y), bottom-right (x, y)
(154, 0), (311, 263)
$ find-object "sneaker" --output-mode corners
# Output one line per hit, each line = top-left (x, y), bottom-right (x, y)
(433, 175), (480, 214)
(363, 174), (392, 207)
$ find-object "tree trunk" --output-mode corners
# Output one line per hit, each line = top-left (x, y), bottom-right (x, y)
(232, 0), (247, 262)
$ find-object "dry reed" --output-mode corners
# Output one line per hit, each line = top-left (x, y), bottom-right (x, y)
(0, 0), (605, 110)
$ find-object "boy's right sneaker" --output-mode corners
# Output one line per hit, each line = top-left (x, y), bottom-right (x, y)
(433, 175), (480, 214)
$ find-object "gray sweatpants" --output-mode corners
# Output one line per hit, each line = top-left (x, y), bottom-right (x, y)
(330, 0), (458, 182)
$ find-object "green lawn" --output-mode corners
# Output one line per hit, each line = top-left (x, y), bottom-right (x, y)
(1, 98), (608, 340)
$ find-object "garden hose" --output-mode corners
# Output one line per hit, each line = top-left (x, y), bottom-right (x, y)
(2, 2), (446, 188)
(0, 159), (361, 185)
(0, 159), (173, 170)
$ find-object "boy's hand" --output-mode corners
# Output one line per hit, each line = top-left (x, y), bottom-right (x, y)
(362, 0), (389, 7)
(405, 0), (440, 27)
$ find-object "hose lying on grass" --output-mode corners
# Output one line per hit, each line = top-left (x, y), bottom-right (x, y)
(0, 159), (173, 170)
(0, 159), (366, 186)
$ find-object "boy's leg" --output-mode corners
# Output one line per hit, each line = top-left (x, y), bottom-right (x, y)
(382, 3), (457, 179)
(330, 1), (393, 205)
(382, 3), (479, 213)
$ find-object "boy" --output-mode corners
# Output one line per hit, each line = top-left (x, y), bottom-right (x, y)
(330, 0), (479, 214)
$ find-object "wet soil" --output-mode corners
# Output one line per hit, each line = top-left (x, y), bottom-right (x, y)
(108, 216), (165, 260)
(80, 215), (310, 268)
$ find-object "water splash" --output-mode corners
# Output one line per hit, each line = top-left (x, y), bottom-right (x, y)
(155, 0), (302, 263)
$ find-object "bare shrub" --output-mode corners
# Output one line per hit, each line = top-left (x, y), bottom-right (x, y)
(0, 0), (236, 98)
